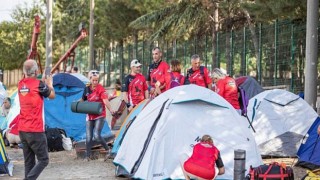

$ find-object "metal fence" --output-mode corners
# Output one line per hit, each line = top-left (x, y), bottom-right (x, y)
(84, 20), (311, 93)
(4, 20), (316, 95)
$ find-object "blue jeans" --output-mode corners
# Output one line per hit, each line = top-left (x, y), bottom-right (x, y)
(19, 131), (49, 180)
(86, 117), (109, 158)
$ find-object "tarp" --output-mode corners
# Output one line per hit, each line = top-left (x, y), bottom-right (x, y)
(247, 89), (318, 157)
(114, 84), (263, 180)
(296, 117), (320, 170)
(44, 73), (113, 141)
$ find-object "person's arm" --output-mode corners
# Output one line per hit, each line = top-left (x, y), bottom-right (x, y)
(215, 152), (225, 175)
(103, 98), (114, 114)
(44, 75), (55, 99)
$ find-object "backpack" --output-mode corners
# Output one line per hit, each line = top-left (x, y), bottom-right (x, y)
(246, 162), (294, 180)
(184, 66), (206, 87)
(238, 86), (249, 116)
(169, 72), (183, 88)
(46, 128), (66, 152)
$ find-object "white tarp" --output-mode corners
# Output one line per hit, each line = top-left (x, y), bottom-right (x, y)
(247, 89), (318, 157)
(114, 84), (263, 180)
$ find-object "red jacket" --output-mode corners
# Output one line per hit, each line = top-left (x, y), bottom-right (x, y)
(123, 73), (148, 106)
(83, 84), (108, 120)
(18, 78), (51, 132)
(184, 142), (219, 179)
(187, 67), (212, 88)
(148, 61), (170, 92)
(215, 76), (240, 109)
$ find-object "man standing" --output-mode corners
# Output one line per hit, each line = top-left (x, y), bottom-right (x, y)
(184, 54), (212, 89)
(18, 59), (55, 180)
(147, 47), (169, 97)
(122, 59), (149, 111)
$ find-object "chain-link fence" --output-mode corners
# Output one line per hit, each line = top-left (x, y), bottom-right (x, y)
(83, 20), (311, 93)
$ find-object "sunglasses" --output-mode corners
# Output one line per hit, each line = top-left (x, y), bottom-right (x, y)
(133, 60), (140, 64)
(91, 71), (99, 75)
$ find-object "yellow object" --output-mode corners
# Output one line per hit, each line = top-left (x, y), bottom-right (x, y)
(304, 169), (320, 180)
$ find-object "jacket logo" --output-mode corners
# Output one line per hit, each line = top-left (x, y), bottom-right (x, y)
(19, 84), (29, 96)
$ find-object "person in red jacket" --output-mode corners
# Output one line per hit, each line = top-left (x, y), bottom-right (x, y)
(122, 59), (149, 112)
(184, 54), (212, 89)
(18, 59), (55, 180)
(212, 68), (241, 114)
(182, 135), (225, 180)
(80, 70), (115, 161)
(147, 47), (170, 98)
(5, 114), (21, 148)
(163, 60), (185, 91)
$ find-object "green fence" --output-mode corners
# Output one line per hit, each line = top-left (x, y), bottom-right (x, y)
(75, 20), (315, 94)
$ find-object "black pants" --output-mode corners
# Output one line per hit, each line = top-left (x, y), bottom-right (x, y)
(19, 131), (49, 180)
(86, 117), (109, 157)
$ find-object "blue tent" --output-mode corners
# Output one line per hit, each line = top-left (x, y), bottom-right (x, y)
(44, 73), (113, 141)
(296, 117), (320, 170)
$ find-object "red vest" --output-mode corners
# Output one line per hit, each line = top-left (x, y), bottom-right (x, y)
(184, 142), (219, 179)
(18, 78), (45, 132)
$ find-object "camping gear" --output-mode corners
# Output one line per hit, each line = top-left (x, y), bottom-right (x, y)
(234, 149), (246, 180)
(106, 96), (128, 130)
(296, 117), (320, 170)
(0, 133), (13, 176)
(71, 101), (102, 115)
(301, 169), (320, 180)
(44, 73), (113, 141)
(246, 162), (294, 180)
(113, 85), (263, 179)
(235, 76), (263, 100)
(46, 128), (66, 152)
(110, 99), (149, 158)
(110, 100), (127, 130)
(246, 89), (318, 157)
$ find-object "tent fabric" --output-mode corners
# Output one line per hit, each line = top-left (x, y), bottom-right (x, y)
(52, 73), (86, 88)
(45, 73), (113, 141)
(114, 84), (263, 180)
(235, 76), (263, 100)
(296, 117), (320, 170)
(110, 99), (149, 157)
(247, 89), (318, 157)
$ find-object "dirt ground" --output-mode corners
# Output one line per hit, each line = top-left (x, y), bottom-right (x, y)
(0, 147), (309, 180)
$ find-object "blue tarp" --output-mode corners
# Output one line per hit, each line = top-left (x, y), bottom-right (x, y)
(44, 73), (113, 141)
(297, 117), (320, 170)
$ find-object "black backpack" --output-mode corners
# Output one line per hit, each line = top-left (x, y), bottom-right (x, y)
(45, 128), (66, 152)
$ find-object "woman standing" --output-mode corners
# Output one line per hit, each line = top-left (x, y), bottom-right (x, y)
(80, 70), (114, 161)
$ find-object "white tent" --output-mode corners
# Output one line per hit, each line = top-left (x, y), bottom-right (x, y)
(114, 85), (263, 180)
(247, 89), (318, 157)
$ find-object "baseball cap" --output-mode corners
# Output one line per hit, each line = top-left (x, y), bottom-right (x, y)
(130, 59), (142, 67)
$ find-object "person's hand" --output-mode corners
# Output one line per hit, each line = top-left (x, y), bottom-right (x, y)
(45, 75), (53, 88)
(109, 109), (115, 115)
(128, 106), (133, 112)
(149, 87), (155, 95)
